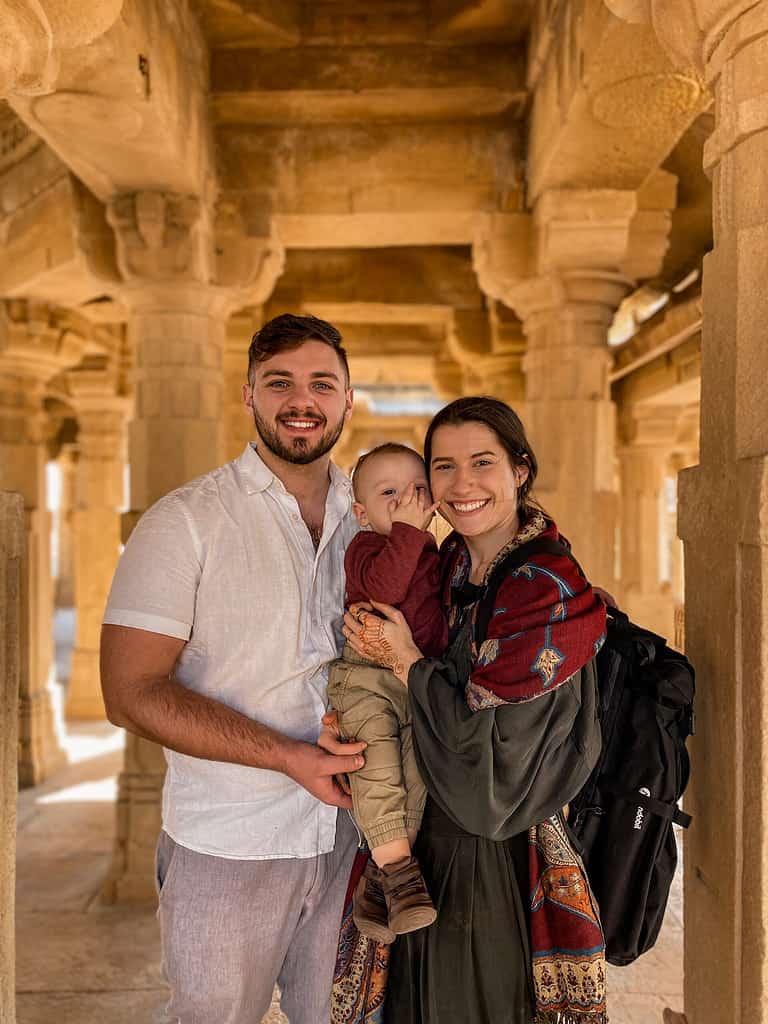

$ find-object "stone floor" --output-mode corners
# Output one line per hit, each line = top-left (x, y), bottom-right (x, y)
(16, 721), (684, 1023)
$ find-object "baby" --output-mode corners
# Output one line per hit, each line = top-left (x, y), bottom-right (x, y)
(327, 443), (448, 943)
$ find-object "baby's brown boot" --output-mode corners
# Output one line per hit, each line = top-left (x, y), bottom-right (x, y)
(352, 858), (396, 943)
(381, 855), (437, 935)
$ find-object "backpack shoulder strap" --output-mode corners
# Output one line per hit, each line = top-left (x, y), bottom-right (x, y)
(476, 536), (578, 643)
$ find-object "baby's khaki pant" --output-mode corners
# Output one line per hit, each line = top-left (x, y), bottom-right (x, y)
(327, 644), (426, 849)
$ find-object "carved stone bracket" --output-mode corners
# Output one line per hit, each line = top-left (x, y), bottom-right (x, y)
(108, 192), (210, 287)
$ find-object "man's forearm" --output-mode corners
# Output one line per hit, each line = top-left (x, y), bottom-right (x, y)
(111, 674), (298, 772)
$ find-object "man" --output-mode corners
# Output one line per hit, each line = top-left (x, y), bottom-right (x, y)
(100, 314), (367, 1024)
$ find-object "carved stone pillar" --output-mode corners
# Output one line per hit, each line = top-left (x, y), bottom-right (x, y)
(618, 409), (678, 640)
(516, 267), (629, 589)
(224, 306), (262, 463)
(1, 490), (23, 1024)
(0, 302), (85, 787)
(103, 191), (283, 903)
(65, 365), (129, 720)
(54, 443), (78, 609)
(609, 3), (768, 1021)
(474, 185), (674, 589)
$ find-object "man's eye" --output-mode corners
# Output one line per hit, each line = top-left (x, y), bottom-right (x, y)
(313, 381), (333, 390)
(268, 380), (289, 389)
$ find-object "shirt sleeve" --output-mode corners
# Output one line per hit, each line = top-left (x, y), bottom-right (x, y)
(406, 656), (601, 839)
(103, 493), (203, 641)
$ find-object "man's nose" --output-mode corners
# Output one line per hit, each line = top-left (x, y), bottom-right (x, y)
(286, 383), (319, 408)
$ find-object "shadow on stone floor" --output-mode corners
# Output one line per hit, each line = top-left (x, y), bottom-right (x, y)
(15, 722), (683, 1024)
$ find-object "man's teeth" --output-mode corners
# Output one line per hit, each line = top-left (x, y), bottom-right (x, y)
(452, 499), (489, 512)
(283, 420), (319, 430)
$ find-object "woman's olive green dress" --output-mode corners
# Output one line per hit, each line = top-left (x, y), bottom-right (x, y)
(384, 604), (601, 1024)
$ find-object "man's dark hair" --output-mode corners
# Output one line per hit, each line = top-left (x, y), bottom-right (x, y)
(247, 313), (350, 385)
(352, 443), (425, 500)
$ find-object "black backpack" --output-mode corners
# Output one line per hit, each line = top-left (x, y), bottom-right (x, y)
(476, 537), (695, 967)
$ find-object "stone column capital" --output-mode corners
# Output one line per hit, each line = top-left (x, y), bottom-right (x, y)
(508, 270), (633, 331)
(0, 300), (87, 381)
(473, 183), (673, 310)
(0, 0), (125, 97)
(605, 0), (768, 78)
(108, 192), (285, 317)
(618, 404), (683, 448)
(66, 364), (131, 445)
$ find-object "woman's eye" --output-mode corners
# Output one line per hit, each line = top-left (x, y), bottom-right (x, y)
(474, 459), (492, 467)
(433, 464), (453, 472)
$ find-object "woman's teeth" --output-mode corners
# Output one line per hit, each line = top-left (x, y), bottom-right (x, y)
(451, 499), (490, 513)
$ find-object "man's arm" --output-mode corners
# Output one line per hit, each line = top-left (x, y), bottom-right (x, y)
(100, 624), (365, 809)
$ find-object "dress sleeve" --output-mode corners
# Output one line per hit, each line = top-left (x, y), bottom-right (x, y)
(407, 656), (601, 839)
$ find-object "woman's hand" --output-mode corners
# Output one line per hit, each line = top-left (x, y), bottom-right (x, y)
(342, 601), (424, 684)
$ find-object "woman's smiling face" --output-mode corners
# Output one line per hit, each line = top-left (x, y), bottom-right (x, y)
(429, 421), (528, 539)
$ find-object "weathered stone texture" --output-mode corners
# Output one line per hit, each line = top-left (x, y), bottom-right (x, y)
(0, 490), (23, 1024)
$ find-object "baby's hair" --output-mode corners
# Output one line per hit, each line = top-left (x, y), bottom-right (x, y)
(352, 443), (426, 500)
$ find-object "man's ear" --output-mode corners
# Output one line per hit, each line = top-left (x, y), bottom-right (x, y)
(352, 501), (369, 527)
(344, 387), (354, 422)
(242, 382), (254, 409)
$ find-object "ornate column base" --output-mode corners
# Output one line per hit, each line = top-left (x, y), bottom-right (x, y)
(102, 736), (165, 905)
(17, 687), (66, 789)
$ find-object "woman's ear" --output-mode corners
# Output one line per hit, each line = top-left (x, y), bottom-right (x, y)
(352, 501), (369, 527)
(515, 461), (530, 487)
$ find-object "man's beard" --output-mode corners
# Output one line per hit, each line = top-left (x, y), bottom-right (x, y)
(251, 407), (345, 466)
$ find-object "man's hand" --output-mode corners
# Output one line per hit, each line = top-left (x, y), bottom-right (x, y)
(390, 482), (439, 532)
(283, 738), (366, 809)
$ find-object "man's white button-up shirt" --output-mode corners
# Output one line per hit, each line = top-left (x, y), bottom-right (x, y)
(103, 443), (359, 859)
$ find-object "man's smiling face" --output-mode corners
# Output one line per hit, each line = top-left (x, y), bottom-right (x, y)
(244, 339), (353, 465)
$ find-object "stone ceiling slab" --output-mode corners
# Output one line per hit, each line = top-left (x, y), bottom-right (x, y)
(211, 44), (526, 124)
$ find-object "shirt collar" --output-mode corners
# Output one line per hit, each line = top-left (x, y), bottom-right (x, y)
(236, 442), (354, 499)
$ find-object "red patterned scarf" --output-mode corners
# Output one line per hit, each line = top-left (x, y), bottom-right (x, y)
(443, 512), (609, 1022)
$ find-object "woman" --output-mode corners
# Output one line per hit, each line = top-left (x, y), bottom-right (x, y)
(337, 397), (608, 1024)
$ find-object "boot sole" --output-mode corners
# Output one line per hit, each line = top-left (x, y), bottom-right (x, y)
(352, 910), (396, 944)
(389, 906), (437, 935)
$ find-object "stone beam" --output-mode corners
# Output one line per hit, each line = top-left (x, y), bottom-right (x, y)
(7, 0), (212, 201)
(301, 302), (452, 328)
(219, 120), (520, 248)
(429, 0), (531, 39)
(268, 247), (485, 310)
(198, 0), (301, 48)
(526, 0), (708, 201)
(211, 44), (526, 124)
